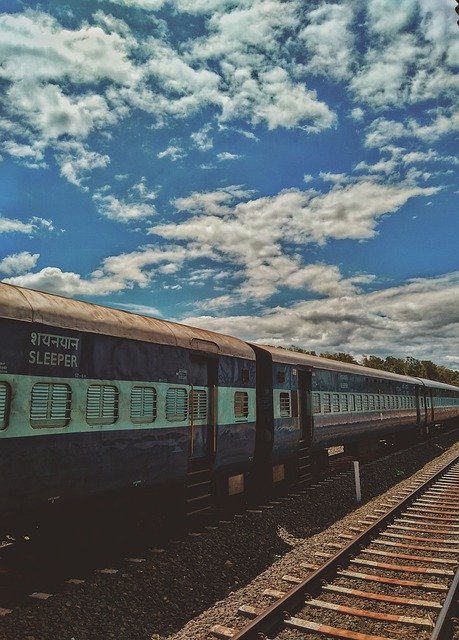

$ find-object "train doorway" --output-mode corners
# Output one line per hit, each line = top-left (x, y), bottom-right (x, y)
(298, 369), (312, 444)
(188, 356), (218, 462)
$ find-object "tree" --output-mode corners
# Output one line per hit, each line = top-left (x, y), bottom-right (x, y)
(319, 351), (359, 364)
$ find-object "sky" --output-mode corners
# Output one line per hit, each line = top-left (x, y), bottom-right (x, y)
(0, 0), (458, 369)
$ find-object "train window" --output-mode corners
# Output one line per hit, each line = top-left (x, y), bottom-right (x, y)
(349, 394), (355, 411)
(131, 386), (157, 424)
(323, 393), (331, 413)
(332, 393), (340, 412)
(166, 388), (188, 421)
(368, 395), (375, 411)
(189, 389), (207, 420)
(420, 397), (424, 409)
(86, 385), (118, 425)
(374, 395), (380, 410)
(355, 395), (362, 412)
(234, 391), (249, 418)
(362, 395), (369, 411)
(0, 382), (11, 430)
(341, 394), (349, 411)
(279, 392), (291, 417)
(312, 392), (321, 414)
(31, 383), (71, 428)
(241, 368), (250, 384)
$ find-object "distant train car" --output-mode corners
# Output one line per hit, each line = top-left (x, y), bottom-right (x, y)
(251, 345), (459, 485)
(0, 283), (256, 521)
(418, 378), (459, 429)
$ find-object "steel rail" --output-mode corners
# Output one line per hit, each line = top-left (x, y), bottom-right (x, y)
(230, 453), (459, 640)
(429, 565), (459, 640)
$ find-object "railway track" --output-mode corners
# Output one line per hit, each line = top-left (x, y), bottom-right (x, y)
(210, 454), (459, 640)
(0, 433), (455, 621)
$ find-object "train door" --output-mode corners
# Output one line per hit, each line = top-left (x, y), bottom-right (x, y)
(298, 369), (312, 443)
(188, 355), (218, 462)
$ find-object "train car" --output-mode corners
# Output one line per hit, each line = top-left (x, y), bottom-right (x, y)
(0, 283), (256, 523)
(418, 378), (459, 429)
(251, 345), (433, 484)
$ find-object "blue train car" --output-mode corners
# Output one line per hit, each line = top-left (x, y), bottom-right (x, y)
(250, 345), (446, 483)
(0, 283), (256, 520)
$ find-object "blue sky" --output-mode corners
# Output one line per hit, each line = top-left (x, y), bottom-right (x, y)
(0, 0), (458, 368)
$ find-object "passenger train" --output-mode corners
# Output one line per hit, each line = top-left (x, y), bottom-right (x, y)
(0, 282), (458, 524)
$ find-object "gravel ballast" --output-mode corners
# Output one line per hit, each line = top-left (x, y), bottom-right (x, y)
(0, 430), (457, 640)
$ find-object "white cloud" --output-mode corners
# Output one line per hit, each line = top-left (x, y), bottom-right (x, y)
(351, 1), (457, 108)
(111, 302), (163, 316)
(299, 3), (355, 81)
(365, 111), (459, 148)
(101, 0), (167, 9)
(0, 252), (40, 275)
(0, 215), (54, 235)
(191, 123), (214, 151)
(157, 145), (187, 161)
(217, 152), (240, 161)
(150, 177), (438, 306)
(3, 244), (196, 297)
(181, 271), (459, 369)
(350, 107), (364, 121)
(56, 141), (110, 188)
(93, 193), (156, 222)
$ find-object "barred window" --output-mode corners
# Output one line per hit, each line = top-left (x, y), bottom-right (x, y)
(31, 382), (71, 428)
(166, 387), (188, 421)
(189, 389), (207, 420)
(368, 395), (375, 411)
(374, 395), (380, 410)
(130, 386), (157, 424)
(322, 393), (331, 413)
(332, 393), (340, 412)
(341, 394), (349, 412)
(355, 395), (362, 412)
(234, 391), (249, 418)
(362, 395), (369, 411)
(390, 396), (396, 409)
(279, 392), (291, 417)
(312, 392), (321, 414)
(0, 382), (11, 430)
(386, 395), (391, 409)
(420, 396), (424, 409)
(349, 394), (355, 411)
(86, 385), (118, 425)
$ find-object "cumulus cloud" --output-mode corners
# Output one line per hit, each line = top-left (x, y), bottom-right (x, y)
(217, 152), (240, 161)
(3, 243), (207, 297)
(56, 141), (110, 188)
(365, 111), (459, 148)
(0, 215), (54, 235)
(181, 271), (459, 369)
(157, 145), (187, 161)
(0, 252), (40, 275)
(150, 177), (438, 306)
(191, 123), (214, 151)
(299, 3), (355, 81)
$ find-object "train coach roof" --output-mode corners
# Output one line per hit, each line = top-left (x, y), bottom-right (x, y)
(416, 378), (459, 393)
(0, 283), (255, 360)
(252, 344), (421, 386)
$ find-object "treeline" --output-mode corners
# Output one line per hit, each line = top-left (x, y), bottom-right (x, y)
(287, 347), (459, 386)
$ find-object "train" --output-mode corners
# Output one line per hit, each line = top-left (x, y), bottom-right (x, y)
(0, 282), (458, 525)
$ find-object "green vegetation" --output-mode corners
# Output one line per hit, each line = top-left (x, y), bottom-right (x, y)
(286, 347), (459, 386)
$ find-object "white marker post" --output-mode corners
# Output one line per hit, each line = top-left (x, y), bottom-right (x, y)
(353, 460), (361, 504)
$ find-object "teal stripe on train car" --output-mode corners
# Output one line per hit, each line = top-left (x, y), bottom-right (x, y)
(0, 374), (255, 439)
